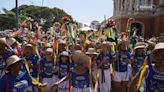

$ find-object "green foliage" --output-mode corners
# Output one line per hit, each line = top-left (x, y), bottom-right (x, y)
(0, 5), (72, 31)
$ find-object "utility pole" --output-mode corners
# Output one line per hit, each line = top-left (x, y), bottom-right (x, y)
(16, 0), (18, 31)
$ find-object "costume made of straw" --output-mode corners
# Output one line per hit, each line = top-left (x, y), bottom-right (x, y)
(69, 52), (93, 92)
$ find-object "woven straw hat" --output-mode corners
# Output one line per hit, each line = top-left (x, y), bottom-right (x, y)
(0, 37), (12, 49)
(6, 55), (22, 68)
(153, 43), (164, 52)
(86, 48), (98, 55)
(46, 48), (53, 53)
(73, 52), (89, 66)
(6, 38), (17, 46)
(134, 42), (146, 50)
(60, 51), (69, 57)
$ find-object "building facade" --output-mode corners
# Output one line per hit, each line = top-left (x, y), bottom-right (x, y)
(113, 0), (164, 38)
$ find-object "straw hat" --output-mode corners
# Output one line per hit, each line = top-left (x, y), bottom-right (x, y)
(153, 43), (164, 53)
(0, 37), (11, 49)
(147, 38), (156, 46)
(46, 48), (53, 53)
(60, 51), (69, 57)
(6, 55), (22, 68)
(0, 38), (9, 46)
(59, 40), (66, 45)
(100, 41), (112, 48)
(86, 48), (98, 55)
(134, 42), (147, 50)
(73, 52), (89, 65)
(23, 44), (34, 51)
(45, 43), (52, 48)
(6, 38), (17, 46)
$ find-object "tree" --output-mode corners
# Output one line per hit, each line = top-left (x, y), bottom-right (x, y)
(0, 5), (72, 31)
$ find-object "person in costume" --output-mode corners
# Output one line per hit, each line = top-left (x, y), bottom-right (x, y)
(113, 40), (132, 92)
(40, 48), (57, 89)
(132, 42), (146, 76)
(51, 51), (98, 92)
(22, 44), (39, 79)
(86, 48), (98, 84)
(97, 41), (115, 92)
(129, 43), (164, 92)
(56, 51), (72, 92)
(0, 38), (13, 61)
(58, 40), (67, 53)
(6, 38), (21, 56)
(0, 55), (28, 92)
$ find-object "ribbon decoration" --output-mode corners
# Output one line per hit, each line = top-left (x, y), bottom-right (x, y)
(136, 57), (148, 91)
(88, 56), (94, 91)
(23, 59), (49, 92)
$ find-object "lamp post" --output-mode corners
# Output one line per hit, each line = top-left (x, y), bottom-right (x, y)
(16, 0), (18, 31)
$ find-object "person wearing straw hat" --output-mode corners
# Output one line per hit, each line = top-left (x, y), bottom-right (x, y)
(58, 40), (67, 53)
(0, 55), (28, 92)
(129, 43), (164, 92)
(55, 51), (72, 92)
(22, 44), (39, 79)
(0, 37), (13, 61)
(51, 51), (97, 92)
(113, 40), (132, 92)
(132, 42), (147, 76)
(146, 38), (156, 56)
(97, 41), (114, 92)
(6, 37), (21, 56)
(86, 48), (98, 80)
(40, 48), (57, 89)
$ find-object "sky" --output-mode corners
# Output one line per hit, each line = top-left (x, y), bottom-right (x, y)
(0, 0), (113, 25)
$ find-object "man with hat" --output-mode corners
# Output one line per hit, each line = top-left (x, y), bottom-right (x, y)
(22, 44), (39, 79)
(0, 38), (12, 61)
(40, 48), (57, 89)
(0, 55), (28, 92)
(97, 41), (115, 92)
(129, 43), (164, 92)
(6, 37), (21, 56)
(51, 51), (98, 92)
(132, 42), (147, 76)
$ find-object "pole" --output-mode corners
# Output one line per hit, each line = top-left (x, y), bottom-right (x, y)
(16, 0), (18, 31)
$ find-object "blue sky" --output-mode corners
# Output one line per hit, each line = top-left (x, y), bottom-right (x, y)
(0, 0), (113, 24)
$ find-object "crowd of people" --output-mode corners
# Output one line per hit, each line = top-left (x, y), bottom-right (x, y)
(0, 18), (164, 92)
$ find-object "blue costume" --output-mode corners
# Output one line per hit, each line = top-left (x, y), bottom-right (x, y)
(146, 56), (164, 92)
(114, 51), (132, 72)
(72, 70), (90, 88)
(40, 58), (54, 78)
(0, 72), (28, 92)
(133, 54), (145, 75)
